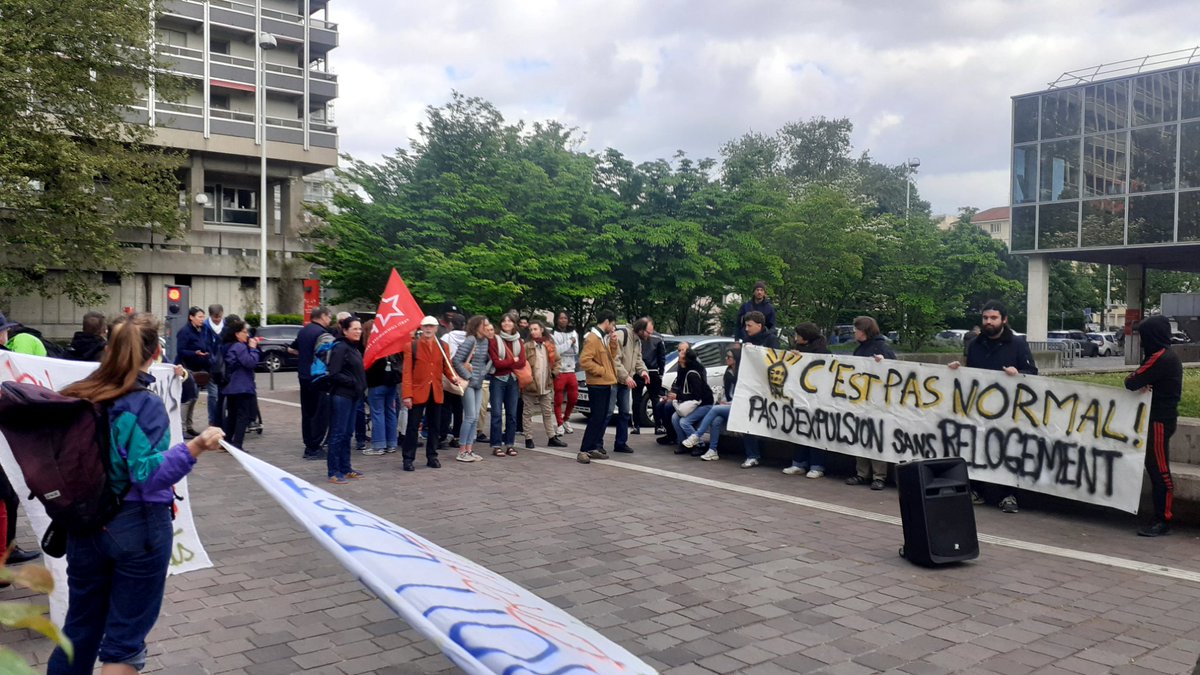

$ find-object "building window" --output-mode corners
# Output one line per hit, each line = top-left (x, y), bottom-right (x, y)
(209, 93), (230, 110)
(210, 39), (230, 55)
(157, 29), (187, 47)
(991, 223), (1001, 234)
(101, 271), (121, 286)
(174, 275), (193, 287)
(240, 277), (258, 290)
(202, 182), (259, 227)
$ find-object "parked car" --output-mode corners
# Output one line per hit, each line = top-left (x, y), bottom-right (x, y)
(1047, 330), (1100, 358)
(575, 335), (735, 427)
(1171, 331), (1191, 344)
(254, 324), (303, 372)
(1086, 332), (1122, 357)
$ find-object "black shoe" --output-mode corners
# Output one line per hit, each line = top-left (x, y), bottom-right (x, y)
(1138, 520), (1171, 537)
(690, 449), (705, 457)
(427, 458), (441, 469)
(476, 433), (488, 443)
(674, 446), (691, 455)
(845, 475), (868, 486)
(7, 547), (41, 565)
(525, 439), (535, 449)
(403, 462), (415, 472)
(548, 436), (568, 448)
(449, 438), (460, 449)
(870, 479), (886, 491)
(630, 426), (641, 435)
(656, 436), (676, 446)
(654, 427), (666, 435)
(303, 451), (326, 461)
(613, 444), (634, 453)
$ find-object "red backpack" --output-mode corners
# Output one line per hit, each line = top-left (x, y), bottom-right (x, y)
(0, 382), (128, 556)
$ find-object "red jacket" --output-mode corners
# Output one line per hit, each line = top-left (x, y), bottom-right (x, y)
(488, 337), (526, 378)
(402, 336), (457, 405)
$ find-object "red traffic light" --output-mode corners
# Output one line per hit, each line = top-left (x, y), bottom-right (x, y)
(167, 287), (182, 302)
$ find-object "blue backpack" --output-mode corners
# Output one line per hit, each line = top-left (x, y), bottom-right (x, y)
(310, 333), (336, 384)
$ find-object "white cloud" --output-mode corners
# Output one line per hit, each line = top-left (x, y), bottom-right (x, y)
(329, 0), (1199, 213)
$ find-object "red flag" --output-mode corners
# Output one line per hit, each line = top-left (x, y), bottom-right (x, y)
(362, 269), (424, 370)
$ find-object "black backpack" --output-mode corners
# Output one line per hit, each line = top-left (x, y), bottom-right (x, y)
(0, 382), (130, 556)
(10, 325), (66, 359)
(211, 344), (230, 388)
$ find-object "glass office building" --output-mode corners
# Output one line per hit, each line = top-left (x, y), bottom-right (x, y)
(1011, 62), (1200, 261)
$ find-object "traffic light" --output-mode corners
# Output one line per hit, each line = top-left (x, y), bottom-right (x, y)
(163, 285), (190, 364)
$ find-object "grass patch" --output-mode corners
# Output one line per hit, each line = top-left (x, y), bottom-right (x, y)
(1057, 369), (1200, 418)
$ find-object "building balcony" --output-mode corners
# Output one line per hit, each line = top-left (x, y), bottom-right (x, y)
(162, 0), (338, 50)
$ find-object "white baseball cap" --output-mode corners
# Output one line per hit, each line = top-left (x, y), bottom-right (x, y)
(420, 315), (438, 326)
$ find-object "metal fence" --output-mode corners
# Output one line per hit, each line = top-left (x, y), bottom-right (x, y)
(1028, 341), (1076, 369)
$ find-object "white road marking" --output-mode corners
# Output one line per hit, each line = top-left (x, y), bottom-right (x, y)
(529, 447), (1200, 585)
(255, 395), (1200, 584)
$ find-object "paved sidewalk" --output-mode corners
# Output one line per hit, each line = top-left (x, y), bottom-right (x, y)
(8, 392), (1200, 674)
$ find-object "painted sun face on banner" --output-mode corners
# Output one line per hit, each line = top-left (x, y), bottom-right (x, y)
(763, 349), (801, 401)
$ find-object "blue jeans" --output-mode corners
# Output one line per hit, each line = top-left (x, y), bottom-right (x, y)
(488, 376), (520, 448)
(791, 445), (827, 471)
(327, 394), (358, 478)
(368, 385), (398, 450)
(695, 404), (731, 451)
(672, 405), (711, 444)
(48, 502), (173, 674)
(206, 380), (221, 426)
(744, 435), (761, 460)
(581, 385), (614, 453)
(459, 386), (483, 446)
(608, 385), (633, 448)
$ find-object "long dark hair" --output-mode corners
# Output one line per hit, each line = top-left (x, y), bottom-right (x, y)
(222, 315), (246, 344)
(62, 313), (160, 403)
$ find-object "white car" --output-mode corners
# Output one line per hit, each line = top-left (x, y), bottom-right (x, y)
(575, 335), (735, 426)
(1086, 332), (1122, 357)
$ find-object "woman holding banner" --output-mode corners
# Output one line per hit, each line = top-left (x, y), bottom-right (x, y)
(846, 316), (895, 490)
(49, 313), (224, 674)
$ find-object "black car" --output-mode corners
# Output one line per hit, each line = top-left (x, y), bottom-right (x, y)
(254, 324), (303, 372)
(1047, 330), (1100, 358)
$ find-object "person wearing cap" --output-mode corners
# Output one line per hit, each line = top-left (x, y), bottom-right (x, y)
(401, 315), (462, 471)
(735, 281), (776, 342)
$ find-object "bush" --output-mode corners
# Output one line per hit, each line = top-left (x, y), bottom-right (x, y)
(244, 313), (305, 327)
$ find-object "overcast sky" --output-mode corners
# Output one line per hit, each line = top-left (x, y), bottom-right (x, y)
(329, 0), (1197, 217)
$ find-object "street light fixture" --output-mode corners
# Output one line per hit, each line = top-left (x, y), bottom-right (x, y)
(905, 157), (921, 224)
(258, 31), (277, 327)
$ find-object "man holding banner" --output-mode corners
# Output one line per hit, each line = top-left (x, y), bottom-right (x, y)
(1125, 315), (1183, 537)
(949, 300), (1038, 513)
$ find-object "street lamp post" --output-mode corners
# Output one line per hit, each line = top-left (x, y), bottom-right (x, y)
(904, 157), (921, 224)
(257, 31), (277, 327)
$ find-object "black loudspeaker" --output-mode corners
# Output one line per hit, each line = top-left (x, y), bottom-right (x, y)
(896, 457), (979, 566)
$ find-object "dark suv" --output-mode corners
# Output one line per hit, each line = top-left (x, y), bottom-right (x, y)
(254, 324), (303, 372)
(1047, 330), (1100, 358)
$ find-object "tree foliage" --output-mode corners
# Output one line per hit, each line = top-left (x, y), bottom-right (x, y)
(0, 0), (186, 303)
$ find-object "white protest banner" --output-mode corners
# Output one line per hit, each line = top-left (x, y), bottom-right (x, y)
(729, 345), (1151, 513)
(221, 442), (657, 675)
(0, 352), (212, 625)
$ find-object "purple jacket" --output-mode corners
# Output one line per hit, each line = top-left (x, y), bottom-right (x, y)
(221, 341), (260, 395)
(109, 372), (197, 504)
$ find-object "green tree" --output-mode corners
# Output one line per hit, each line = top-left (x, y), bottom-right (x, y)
(0, 0), (185, 304)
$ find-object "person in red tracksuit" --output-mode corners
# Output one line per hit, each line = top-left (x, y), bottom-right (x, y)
(1124, 315), (1183, 538)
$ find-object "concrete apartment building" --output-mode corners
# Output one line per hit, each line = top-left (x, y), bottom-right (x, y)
(7, 0), (339, 338)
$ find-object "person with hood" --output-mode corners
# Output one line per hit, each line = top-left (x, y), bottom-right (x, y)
(666, 346), (713, 454)
(217, 315), (261, 450)
(682, 345), (740, 461)
(65, 311), (108, 362)
(735, 281), (777, 341)
(847, 315), (896, 489)
(439, 313), (467, 451)
(1125, 315), (1183, 537)
(522, 320), (567, 449)
(452, 315), (493, 463)
(327, 316), (368, 483)
(551, 311), (580, 436)
(783, 323), (833, 478)
(949, 301), (1038, 512)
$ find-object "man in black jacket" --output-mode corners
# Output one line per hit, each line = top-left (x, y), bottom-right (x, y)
(736, 281), (777, 341)
(634, 317), (667, 433)
(949, 300), (1038, 512)
(64, 312), (108, 362)
(1125, 316), (1183, 537)
(290, 306), (333, 460)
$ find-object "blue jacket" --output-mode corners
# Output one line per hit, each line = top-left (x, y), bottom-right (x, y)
(175, 323), (208, 371)
(109, 372), (196, 504)
(735, 298), (777, 341)
(221, 341), (260, 395)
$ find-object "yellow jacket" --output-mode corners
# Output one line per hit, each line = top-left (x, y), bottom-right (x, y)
(579, 327), (619, 386)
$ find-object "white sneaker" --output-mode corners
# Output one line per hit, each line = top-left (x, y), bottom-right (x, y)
(469, 451), (484, 462)
(782, 466), (806, 475)
(556, 424), (564, 437)
(741, 458), (759, 468)
(361, 448), (386, 456)
(806, 469), (825, 479)
(455, 452), (474, 463)
(564, 421), (574, 434)
(700, 449), (719, 461)
(682, 434), (701, 448)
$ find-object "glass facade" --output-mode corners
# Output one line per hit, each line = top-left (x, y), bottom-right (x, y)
(1011, 64), (1200, 252)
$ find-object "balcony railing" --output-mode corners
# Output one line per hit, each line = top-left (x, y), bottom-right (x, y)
(157, 44), (203, 61)
(157, 101), (203, 116)
(210, 108), (255, 123)
(210, 52), (255, 69)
